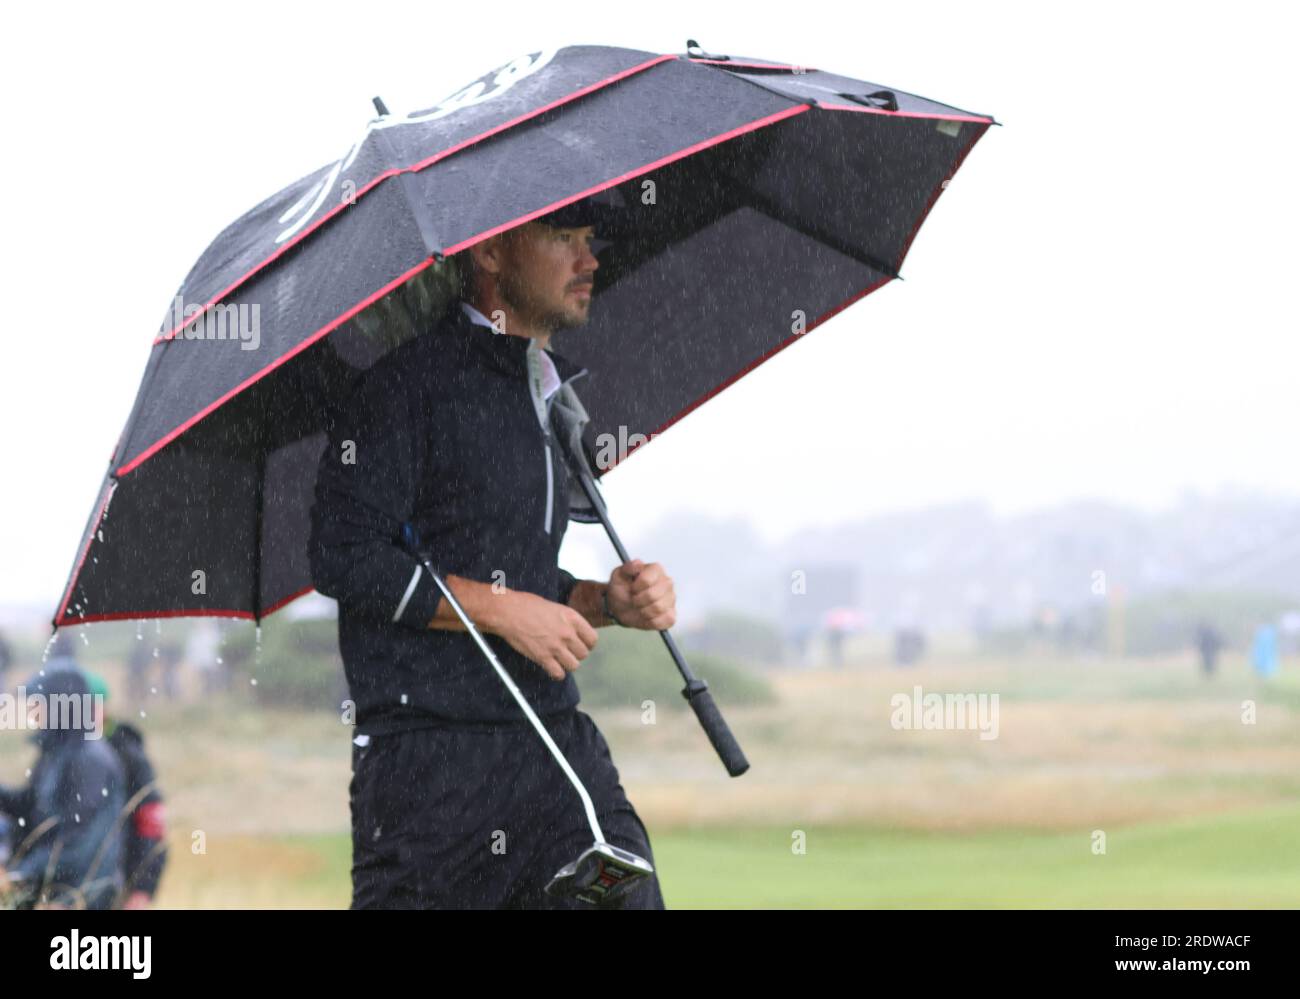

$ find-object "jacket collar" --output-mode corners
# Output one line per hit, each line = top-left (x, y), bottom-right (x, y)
(445, 299), (588, 386)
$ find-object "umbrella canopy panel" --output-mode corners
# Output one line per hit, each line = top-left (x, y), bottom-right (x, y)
(55, 45), (996, 626)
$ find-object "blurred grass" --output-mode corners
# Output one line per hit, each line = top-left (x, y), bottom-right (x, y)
(153, 803), (1300, 908)
(653, 806), (1300, 908)
(4, 644), (1299, 907)
(577, 626), (777, 711)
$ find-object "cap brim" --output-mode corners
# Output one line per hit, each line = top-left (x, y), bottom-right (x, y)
(537, 210), (622, 251)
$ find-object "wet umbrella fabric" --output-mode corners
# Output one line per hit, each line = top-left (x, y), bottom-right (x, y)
(56, 43), (997, 627)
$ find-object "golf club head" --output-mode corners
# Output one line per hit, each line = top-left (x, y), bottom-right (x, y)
(545, 841), (654, 906)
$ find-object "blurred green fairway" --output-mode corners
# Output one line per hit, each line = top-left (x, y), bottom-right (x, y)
(653, 806), (1300, 908)
(159, 803), (1300, 908)
(5, 646), (1299, 908)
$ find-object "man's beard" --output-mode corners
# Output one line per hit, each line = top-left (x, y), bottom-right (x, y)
(498, 270), (591, 334)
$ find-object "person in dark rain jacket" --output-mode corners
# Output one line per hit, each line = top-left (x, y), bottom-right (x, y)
(310, 195), (676, 909)
(86, 671), (168, 907)
(0, 658), (125, 909)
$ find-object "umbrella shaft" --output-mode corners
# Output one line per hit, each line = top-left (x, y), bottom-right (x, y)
(566, 446), (701, 688)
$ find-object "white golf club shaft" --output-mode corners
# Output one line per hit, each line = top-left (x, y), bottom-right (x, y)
(419, 559), (606, 844)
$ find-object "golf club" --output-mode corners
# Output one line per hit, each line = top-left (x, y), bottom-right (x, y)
(413, 554), (654, 906)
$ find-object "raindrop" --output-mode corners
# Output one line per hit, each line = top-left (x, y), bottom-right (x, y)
(17, 817), (25, 828)
(150, 686), (157, 695)
(74, 814), (81, 823)
(136, 621), (143, 641)
(250, 677), (258, 686)
(139, 710), (147, 719)
(97, 530), (104, 542)
(101, 787), (108, 797)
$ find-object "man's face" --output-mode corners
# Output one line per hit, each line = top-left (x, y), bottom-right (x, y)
(495, 222), (599, 333)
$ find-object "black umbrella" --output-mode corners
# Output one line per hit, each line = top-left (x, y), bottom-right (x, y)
(55, 41), (997, 767)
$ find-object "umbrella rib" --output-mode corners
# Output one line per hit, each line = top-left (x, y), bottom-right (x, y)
(372, 126), (444, 261)
(701, 63), (818, 108)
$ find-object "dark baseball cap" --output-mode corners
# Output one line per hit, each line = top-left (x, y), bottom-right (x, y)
(536, 187), (628, 245)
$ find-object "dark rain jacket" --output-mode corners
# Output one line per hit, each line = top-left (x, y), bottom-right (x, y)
(309, 299), (599, 733)
(0, 666), (126, 909)
(107, 722), (168, 898)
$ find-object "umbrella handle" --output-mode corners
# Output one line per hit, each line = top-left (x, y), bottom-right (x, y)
(667, 634), (751, 778)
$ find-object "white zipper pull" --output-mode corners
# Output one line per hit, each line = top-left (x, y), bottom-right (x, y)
(543, 440), (555, 534)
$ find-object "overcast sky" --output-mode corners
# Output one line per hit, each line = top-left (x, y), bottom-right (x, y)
(1, 1), (1296, 607)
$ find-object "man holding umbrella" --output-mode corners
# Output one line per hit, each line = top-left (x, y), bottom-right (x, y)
(310, 194), (674, 909)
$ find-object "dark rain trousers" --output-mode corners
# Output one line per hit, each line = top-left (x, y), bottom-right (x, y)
(349, 708), (664, 909)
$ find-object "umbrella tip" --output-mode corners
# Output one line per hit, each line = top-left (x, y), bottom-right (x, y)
(372, 96), (390, 117)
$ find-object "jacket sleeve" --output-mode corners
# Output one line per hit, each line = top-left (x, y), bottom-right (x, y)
(124, 804), (168, 898)
(15, 748), (121, 898)
(116, 732), (168, 898)
(0, 782), (32, 817)
(309, 354), (444, 630)
(556, 569), (580, 607)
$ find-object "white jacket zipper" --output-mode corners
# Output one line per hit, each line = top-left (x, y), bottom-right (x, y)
(543, 439), (554, 535)
(526, 341), (587, 538)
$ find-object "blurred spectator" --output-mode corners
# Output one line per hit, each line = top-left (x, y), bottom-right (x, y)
(787, 622), (815, 668)
(85, 671), (168, 908)
(160, 642), (182, 700)
(0, 657), (125, 909)
(826, 626), (845, 669)
(894, 627), (927, 667)
(822, 608), (866, 669)
(1251, 623), (1279, 679)
(126, 634), (184, 704)
(187, 619), (227, 694)
(1195, 622), (1224, 678)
